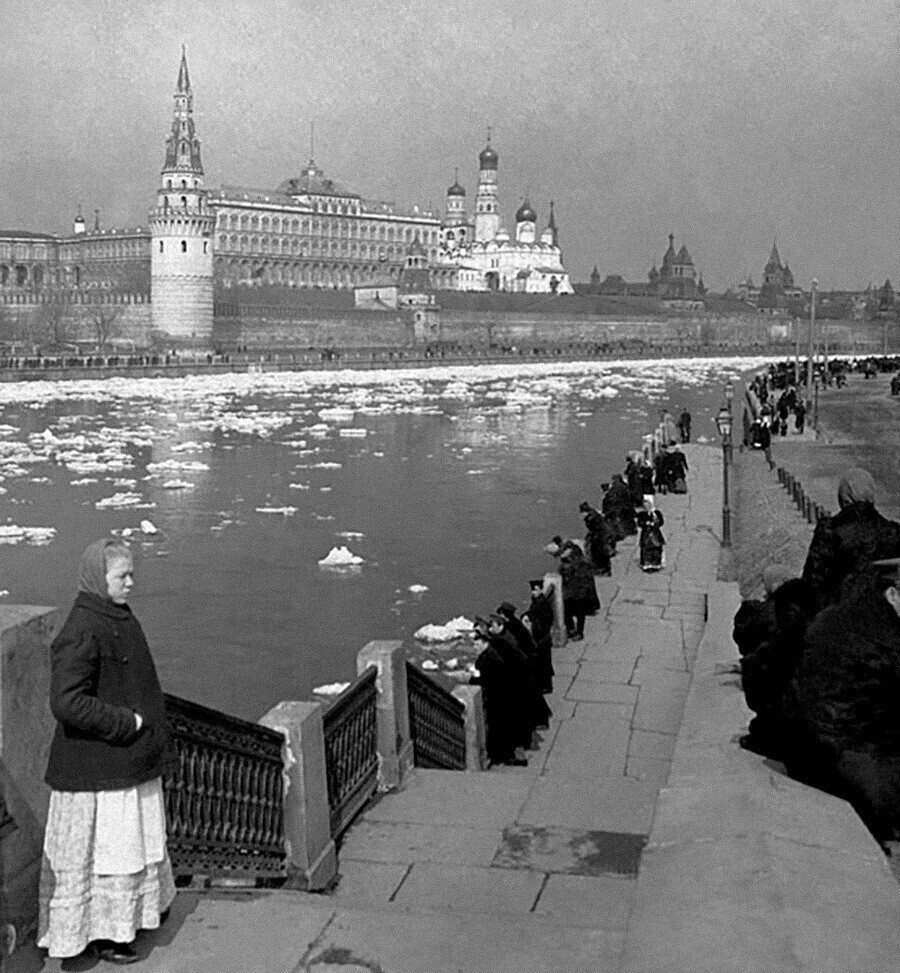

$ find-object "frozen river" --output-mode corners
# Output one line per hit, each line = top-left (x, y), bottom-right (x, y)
(0, 358), (766, 720)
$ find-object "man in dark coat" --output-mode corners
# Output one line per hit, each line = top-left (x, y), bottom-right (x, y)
(523, 580), (555, 694)
(579, 501), (613, 575)
(802, 468), (900, 609)
(486, 613), (551, 740)
(788, 559), (900, 840)
(624, 454), (644, 508)
(678, 408), (692, 443)
(603, 475), (637, 540)
(665, 446), (689, 493)
(470, 632), (525, 766)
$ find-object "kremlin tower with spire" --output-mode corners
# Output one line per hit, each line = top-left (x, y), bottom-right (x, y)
(149, 47), (215, 342)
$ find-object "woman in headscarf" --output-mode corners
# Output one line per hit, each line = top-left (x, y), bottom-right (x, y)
(559, 542), (601, 641)
(637, 496), (665, 572)
(802, 468), (900, 608)
(38, 540), (175, 964)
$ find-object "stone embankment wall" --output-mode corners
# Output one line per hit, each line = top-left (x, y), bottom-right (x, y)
(0, 293), (152, 348)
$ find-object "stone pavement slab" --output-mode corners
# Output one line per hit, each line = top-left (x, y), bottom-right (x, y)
(329, 859), (409, 906)
(390, 862), (545, 914)
(532, 874), (637, 930)
(300, 906), (626, 973)
(518, 775), (659, 834)
(363, 768), (531, 827)
(565, 680), (639, 706)
(338, 819), (503, 867)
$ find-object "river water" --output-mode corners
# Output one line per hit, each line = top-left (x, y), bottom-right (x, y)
(0, 357), (767, 720)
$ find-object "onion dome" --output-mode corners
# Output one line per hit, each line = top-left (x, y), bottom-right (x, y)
(447, 169), (465, 197)
(479, 141), (499, 170)
(516, 197), (537, 223)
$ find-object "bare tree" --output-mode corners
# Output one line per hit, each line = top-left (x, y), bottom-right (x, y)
(34, 299), (77, 350)
(86, 303), (123, 350)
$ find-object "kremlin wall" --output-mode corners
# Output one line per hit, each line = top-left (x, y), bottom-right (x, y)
(1, 51), (891, 354)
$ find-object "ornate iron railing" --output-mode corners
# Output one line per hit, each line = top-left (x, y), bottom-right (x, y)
(162, 693), (286, 880)
(322, 667), (379, 838)
(406, 662), (466, 770)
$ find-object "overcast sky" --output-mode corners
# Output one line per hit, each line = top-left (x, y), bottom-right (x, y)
(1, 0), (897, 288)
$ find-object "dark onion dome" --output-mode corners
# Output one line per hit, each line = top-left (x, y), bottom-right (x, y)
(447, 179), (466, 197)
(479, 142), (499, 170)
(516, 198), (537, 223)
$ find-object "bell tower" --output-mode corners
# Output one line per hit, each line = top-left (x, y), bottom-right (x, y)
(474, 129), (500, 243)
(149, 46), (215, 343)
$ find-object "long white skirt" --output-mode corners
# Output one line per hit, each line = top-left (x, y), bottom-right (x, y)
(37, 778), (176, 958)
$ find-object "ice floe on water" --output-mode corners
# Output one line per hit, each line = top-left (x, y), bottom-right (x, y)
(96, 492), (155, 510)
(318, 545), (363, 566)
(313, 682), (350, 697)
(408, 584), (428, 594)
(0, 525), (57, 545)
(161, 480), (195, 490)
(414, 616), (475, 642)
(256, 506), (297, 515)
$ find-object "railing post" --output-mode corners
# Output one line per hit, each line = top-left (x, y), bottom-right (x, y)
(544, 572), (567, 647)
(259, 701), (337, 891)
(451, 685), (487, 771)
(357, 640), (414, 792)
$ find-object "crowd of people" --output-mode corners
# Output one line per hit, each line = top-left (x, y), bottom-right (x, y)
(735, 467), (900, 846)
(466, 411), (694, 769)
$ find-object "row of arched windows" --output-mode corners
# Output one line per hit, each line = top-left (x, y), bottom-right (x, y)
(214, 211), (438, 245)
(214, 234), (439, 263)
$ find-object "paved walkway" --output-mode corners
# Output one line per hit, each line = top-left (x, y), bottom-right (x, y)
(14, 445), (724, 973)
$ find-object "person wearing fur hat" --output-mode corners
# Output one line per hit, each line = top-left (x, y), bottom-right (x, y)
(523, 580), (555, 694)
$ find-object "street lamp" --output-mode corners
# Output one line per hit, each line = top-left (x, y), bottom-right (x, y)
(715, 402), (733, 547)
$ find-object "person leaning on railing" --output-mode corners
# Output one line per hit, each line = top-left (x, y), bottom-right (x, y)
(38, 540), (175, 965)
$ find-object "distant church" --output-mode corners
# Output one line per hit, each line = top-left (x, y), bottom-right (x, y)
(436, 136), (574, 294)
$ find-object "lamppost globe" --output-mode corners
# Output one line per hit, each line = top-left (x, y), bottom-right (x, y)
(716, 406), (732, 439)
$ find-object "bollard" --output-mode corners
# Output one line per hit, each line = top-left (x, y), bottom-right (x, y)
(544, 572), (567, 647)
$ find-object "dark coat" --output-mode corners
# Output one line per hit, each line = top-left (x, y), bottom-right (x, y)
(637, 509), (665, 567)
(471, 644), (519, 763)
(733, 598), (778, 657)
(603, 479), (636, 539)
(791, 591), (900, 759)
(560, 552), (601, 614)
(802, 501), (900, 608)
(524, 592), (555, 693)
(45, 591), (174, 792)
(624, 462), (644, 507)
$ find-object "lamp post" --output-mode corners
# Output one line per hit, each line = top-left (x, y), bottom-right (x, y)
(807, 279), (818, 406)
(716, 402), (733, 547)
(813, 371), (820, 434)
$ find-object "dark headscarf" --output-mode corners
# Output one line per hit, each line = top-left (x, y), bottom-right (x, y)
(837, 468), (876, 509)
(78, 539), (130, 599)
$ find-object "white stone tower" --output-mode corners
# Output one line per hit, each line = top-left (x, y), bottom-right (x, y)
(150, 47), (214, 343)
(474, 131), (500, 243)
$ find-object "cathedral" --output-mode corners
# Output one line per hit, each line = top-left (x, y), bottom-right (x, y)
(436, 137), (573, 294)
(0, 50), (573, 341)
